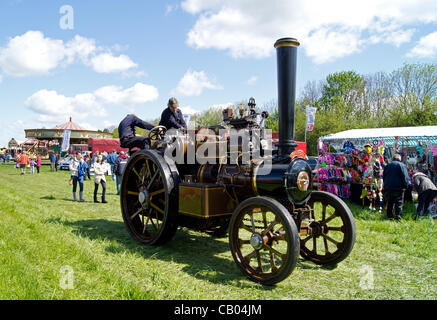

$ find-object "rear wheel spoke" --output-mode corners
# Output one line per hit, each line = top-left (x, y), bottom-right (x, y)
(147, 169), (160, 190)
(312, 236), (317, 253)
(327, 226), (344, 232)
(322, 234), (340, 247)
(244, 250), (257, 263)
(324, 212), (338, 224)
(323, 236), (330, 255)
(130, 208), (142, 220)
(269, 252), (278, 272)
(263, 244), (285, 260)
(256, 251), (263, 273)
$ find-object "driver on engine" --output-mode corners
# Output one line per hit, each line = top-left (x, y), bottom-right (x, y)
(159, 97), (187, 131)
(118, 114), (155, 150)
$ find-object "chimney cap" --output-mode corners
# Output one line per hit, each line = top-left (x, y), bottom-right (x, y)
(274, 37), (300, 48)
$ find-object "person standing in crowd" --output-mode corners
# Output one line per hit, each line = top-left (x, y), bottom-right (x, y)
(413, 170), (437, 219)
(383, 154), (411, 220)
(84, 154), (91, 180)
(49, 152), (56, 172)
(113, 151), (129, 195)
(118, 114), (155, 151)
(36, 154), (41, 174)
(93, 154), (108, 203)
(17, 152), (30, 175)
(106, 150), (118, 182)
(29, 158), (36, 175)
(69, 153), (88, 202)
(92, 152), (99, 164)
(55, 152), (60, 172)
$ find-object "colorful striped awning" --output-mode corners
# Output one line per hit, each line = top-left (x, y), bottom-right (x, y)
(53, 118), (86, 131)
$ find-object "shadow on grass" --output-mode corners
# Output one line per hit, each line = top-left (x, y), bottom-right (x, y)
(40, 195), (56, 200)
(40, 196), (87, 203)
(45, 217), (279, 289)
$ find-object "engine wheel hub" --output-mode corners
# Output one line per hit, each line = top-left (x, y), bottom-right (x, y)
(250, 233), (264, 250)
(139, 189), (150, 208)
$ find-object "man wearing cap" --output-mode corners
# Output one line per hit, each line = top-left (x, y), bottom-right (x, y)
(118, 114), (155, 150)
(159, 97), (187, 130)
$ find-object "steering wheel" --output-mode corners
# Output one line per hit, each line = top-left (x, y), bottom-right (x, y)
(148, 126), (167, 141)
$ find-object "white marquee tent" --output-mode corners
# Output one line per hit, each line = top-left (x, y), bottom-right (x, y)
(320, 126), (437, 147)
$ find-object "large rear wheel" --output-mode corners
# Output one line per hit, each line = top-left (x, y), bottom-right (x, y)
(120, 150), (178, 245)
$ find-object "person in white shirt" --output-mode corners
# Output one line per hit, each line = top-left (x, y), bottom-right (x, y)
(93, 155), (108, 203)
(69, 153), (88, 202)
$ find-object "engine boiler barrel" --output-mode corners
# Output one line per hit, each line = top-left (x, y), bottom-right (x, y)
(254, 164), (289, 198)
(274, 37), (300, 157)
(255, 158), (312, 204)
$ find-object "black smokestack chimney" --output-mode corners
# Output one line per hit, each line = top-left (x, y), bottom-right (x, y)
(274, 37), (300, 157)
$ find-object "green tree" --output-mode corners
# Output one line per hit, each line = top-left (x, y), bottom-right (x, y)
(320, 71), (368, 123)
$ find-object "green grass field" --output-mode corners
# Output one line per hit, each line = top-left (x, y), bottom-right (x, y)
(0, 163), (435, 300)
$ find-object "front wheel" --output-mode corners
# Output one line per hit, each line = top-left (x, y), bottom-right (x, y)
(300, 191), (356, 265)
(229, 197), (300, 285)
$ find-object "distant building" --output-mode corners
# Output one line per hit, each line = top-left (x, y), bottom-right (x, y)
(24, 118), (112, 154)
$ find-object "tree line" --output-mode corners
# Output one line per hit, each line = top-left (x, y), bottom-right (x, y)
(266, 62), (437, 155)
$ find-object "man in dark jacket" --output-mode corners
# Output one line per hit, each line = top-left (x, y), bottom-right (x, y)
(106, 150), (118, 181)
(49, 152), (57, 172)
(159, 97), (187, 130)
(118, 114), (155, 150)
(412, 171), (437, 218)
(383, 154), (411, 220)
(113, 151), (129, 195)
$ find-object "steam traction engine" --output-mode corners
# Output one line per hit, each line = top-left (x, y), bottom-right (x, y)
(120, 38), (356, 285)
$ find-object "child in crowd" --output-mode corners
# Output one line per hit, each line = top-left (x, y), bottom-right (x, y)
(29, 158), (36, 175)
(93, 154), (108, 203)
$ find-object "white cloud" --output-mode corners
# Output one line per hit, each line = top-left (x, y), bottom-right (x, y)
(5, 119), (39, 144)
(94, 83), (159, 105)
(0, 31), (140, 77)
(0, 31), (66, 76)
(78, 122), (98, 131)
(25, 82), (159, 124)
(172, 69), (222, 96)
(25, 89), (107, 124)
(103, 120), (117, 129)
(407, 31), (437, 58)
(8, 119), (25, 130)
(180, 105), (198, 115)
(65, 35), (98, 64)
(0, 74), (2, 84)
(181, 0), (437, 63)
(247, 76), (258, 85)
(90, 53), (138, 73)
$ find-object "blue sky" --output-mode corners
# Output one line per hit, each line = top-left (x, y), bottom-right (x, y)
(1, 0), (436, 146)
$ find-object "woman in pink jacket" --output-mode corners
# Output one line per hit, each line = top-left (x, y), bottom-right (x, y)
(36, 155), (41, 174)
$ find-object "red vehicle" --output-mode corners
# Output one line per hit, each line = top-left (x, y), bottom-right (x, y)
(272, 133), (307, 154)
(88, 138), (128, 154)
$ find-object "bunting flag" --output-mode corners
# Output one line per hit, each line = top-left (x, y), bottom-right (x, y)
(306, 107), (317, 132)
